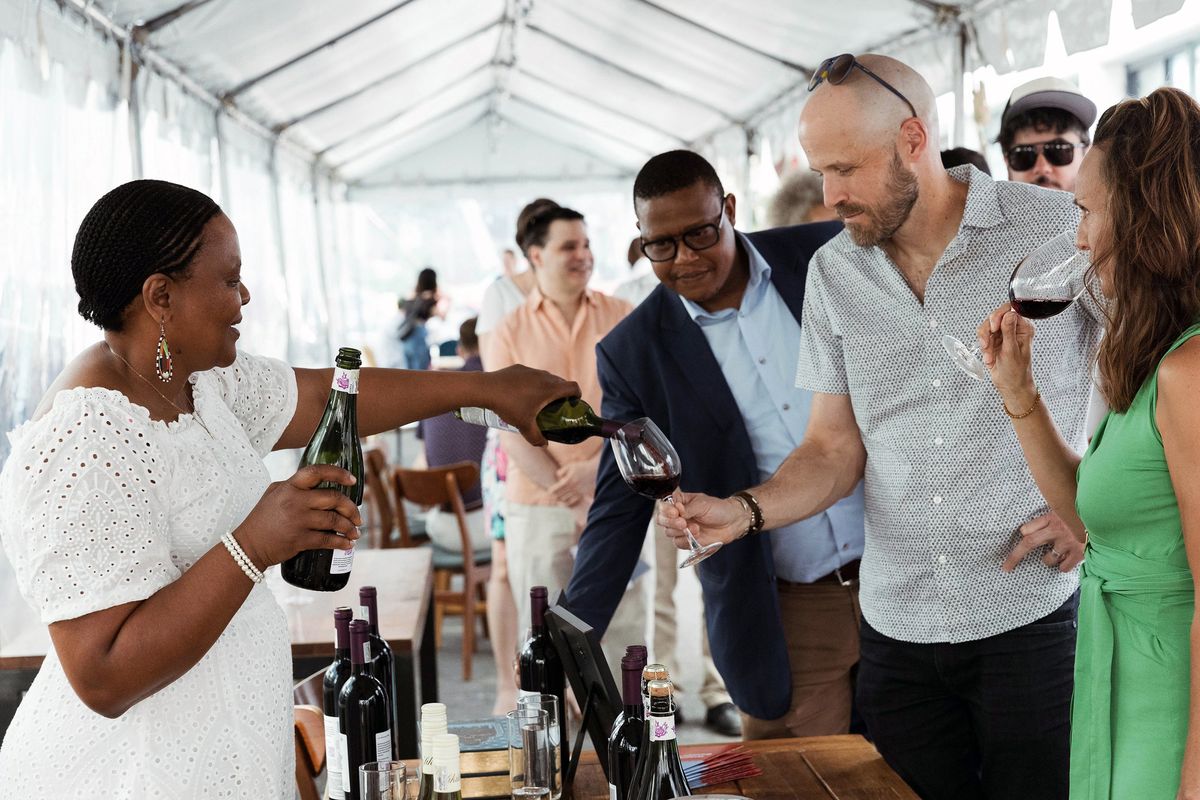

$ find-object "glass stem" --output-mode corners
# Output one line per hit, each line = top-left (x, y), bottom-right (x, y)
(665, 496), (704, 553)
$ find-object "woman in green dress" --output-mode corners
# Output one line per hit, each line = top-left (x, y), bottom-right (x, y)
(980, 87), (1200, 800)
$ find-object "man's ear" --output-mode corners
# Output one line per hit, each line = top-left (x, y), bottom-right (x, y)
(899, 117), (928, 162)
(726, 193), (737, 228)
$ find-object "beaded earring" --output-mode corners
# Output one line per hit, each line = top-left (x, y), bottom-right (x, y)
(155, 320), (173, 383)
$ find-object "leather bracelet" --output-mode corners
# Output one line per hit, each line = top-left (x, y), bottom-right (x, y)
(221, 533), (265, 584)
(732, 490), (765, 536)
(1002, 389), (1041, 419)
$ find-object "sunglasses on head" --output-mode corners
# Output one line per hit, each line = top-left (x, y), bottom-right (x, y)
(1005, 140), (1086, 171)
(807, 53), (918, 119)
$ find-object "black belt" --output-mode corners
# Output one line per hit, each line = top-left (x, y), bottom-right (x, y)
(777, 558), (860, 587)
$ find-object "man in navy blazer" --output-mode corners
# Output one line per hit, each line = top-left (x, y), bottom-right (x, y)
(564, 150), (866, 735)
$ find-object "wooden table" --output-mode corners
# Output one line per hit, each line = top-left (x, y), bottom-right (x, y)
(270, 546), (437, 760)
(429, 735), (918, 799)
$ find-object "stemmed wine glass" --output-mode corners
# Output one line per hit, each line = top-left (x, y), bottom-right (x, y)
(942, 231), (1090, 381)
(610, 418), (721, 568)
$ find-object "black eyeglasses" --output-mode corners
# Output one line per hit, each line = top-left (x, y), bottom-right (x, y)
(640, 199), (727, 263)
(807, 53), (918, 119)
(1005, 140), (1087, 172)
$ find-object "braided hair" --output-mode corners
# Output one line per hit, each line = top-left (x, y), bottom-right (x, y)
(72, 179), (222, 331)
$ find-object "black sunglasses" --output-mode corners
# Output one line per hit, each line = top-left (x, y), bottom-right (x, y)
(807, 53), (918, 119)
(640, 199), (727, 263)
(1005, 140), (1087, 172)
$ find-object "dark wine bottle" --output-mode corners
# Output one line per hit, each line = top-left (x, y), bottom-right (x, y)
(432, 733), (464, 800)
(358, 585), (399, 760)
(418, 703), (448, 800)
(338, 620), (392, 800)
(608, 647), (649, 800)
(455, 397), (623, 444)
(322, 607), (354, 800)
(282, 347), (364, 591)
(627, 679), (691, 800)
(518, 586), (567, 796)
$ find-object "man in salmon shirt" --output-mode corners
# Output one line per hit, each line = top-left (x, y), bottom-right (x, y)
(487, 204), (646, 664)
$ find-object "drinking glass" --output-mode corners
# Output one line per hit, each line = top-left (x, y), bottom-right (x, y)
(942, 231), (1091, 381)
(507, 708), (552, 799)
(517, 693), (563, 800)
(611, 418), (720, 568)
(359, 761), (416, 800)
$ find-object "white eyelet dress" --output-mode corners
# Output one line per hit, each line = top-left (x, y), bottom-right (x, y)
(0, 353), (299, 799)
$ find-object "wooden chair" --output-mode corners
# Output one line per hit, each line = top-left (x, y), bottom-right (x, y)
(293, 670), (326, 800)
(391, 462), (491, 681)
(361, 447), (395, 549)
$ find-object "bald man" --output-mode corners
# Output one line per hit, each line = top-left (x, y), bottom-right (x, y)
(659, 54), (1104, 799)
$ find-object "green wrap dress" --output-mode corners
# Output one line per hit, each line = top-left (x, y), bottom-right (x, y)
(1072, 324), (1200, 799)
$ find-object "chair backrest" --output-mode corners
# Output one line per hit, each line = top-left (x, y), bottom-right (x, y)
(362, 447), (395, 548)
(294, 704), (325, 800)
(393, 463), (482, 563)
(293, 668), (324, 708)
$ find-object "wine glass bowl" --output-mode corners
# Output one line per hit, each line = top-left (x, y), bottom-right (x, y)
(610, 419), (721, 568)
(943, 230), (1090, 382)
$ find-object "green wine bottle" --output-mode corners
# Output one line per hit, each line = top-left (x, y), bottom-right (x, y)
(455, 397), (623, 444)
(432, 733), (464, 800)
(281, 347), (365, 592)
(627, 678), (691, 799)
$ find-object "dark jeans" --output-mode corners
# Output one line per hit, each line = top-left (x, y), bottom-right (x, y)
(857, 592), (1078, 800)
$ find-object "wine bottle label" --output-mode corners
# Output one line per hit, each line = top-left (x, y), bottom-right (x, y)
(423, 753), (434, 775)
(339, 732), (351, 794)
(332, 367), (359, 394)
(330, 543), (354, 575)
(518, 688), (540, 701)
(648, 714), (677, 742)
(458, 406), (518, 432)
(608, 783), (618, 800)
(362, 641), (373, 663)
(324, 715), (344, 800)
(376, 728), (393, 763)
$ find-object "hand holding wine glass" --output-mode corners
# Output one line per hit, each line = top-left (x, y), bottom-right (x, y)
(611, 419), (721, 568)
(655, 490), (748, 551)
(976, 303), (1038, 405)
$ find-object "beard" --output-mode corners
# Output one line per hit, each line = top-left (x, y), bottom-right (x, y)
(838, 149), (919, 248)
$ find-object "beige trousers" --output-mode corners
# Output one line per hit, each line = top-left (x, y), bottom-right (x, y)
(506, 502), (647, 680)
(740, 579), (861, 740)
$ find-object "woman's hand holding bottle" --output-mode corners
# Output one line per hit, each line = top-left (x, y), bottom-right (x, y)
(235, 464), (362, 571)
(484, 366), (581, 446)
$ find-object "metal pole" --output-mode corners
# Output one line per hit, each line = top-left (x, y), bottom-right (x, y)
(954, 22), (968, 147)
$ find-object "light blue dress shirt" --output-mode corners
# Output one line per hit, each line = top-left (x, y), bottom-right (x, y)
(680, 232), (865, 583)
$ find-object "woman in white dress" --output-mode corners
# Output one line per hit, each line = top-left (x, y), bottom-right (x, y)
(0, 180), (578, 799)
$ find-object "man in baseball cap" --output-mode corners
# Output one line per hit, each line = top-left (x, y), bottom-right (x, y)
(998, 76), (1097, 191)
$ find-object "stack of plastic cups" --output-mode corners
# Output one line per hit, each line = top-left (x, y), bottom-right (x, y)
(432, 733), (462, 798)
(419, 703), (448, 799)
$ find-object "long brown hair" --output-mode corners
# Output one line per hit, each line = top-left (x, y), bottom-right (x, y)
(1092, 87), (1200, 411)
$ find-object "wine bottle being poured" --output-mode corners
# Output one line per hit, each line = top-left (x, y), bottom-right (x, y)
(455, 397), (623, 444)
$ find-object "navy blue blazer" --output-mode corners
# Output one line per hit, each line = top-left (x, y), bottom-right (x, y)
(562, 221), (842, 721)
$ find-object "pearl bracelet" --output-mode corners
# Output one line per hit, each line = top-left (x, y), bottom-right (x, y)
(221, 533), (264, 584)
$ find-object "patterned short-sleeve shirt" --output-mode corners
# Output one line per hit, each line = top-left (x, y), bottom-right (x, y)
(795, 166), (1104, 644)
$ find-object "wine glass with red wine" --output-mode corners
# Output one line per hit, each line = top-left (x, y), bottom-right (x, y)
(611, 418), (721, 568)
(942, 231), (1090, 381)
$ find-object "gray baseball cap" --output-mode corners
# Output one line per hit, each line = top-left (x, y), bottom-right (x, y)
(1001, 76), (1097, 129)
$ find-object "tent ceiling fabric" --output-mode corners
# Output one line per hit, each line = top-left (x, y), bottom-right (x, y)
(80, 0), (1182, 186)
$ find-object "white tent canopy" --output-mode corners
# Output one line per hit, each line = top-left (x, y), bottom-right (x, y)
(28, 0), (1189, 189)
